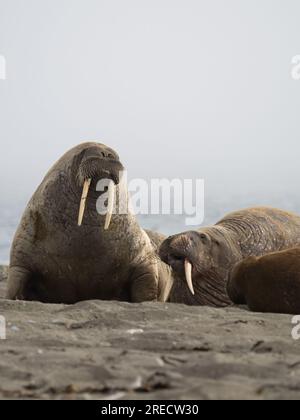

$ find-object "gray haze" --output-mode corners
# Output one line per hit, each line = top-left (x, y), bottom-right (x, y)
(0, 0), (300, 206)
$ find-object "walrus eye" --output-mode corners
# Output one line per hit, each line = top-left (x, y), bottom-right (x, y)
(199, 233), (208, 242)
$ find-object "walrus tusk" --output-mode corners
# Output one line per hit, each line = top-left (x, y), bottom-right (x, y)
(78, 178), (92, 226)
(104, 181), (115, 230)
(184, 259), (195, 296)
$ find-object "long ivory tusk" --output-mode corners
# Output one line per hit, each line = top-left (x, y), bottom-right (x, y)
(78, 178), (92, 226)
(104, 181), (115, 230)
(184, 259), (195, 296)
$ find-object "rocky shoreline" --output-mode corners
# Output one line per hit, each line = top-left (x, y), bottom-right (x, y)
(0, 265), (300, 400)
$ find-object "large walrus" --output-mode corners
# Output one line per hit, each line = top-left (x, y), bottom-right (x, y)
(159, 207), (300, 307)
(227, 248), (300, 314)
(7, 142), (173, 304)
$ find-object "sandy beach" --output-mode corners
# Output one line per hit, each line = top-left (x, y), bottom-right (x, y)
(0, 266), (299, 400)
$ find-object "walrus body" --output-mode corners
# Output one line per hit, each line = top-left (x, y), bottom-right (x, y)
(159, 207), (300, 307)
(227, 248), (300, 314)
(7, 143), (173, 304)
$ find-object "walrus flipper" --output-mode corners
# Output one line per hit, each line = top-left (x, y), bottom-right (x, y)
(6, 266), (35, 301)
(130, 265), (159, 303)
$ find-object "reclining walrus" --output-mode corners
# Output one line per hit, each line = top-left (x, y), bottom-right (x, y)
(7, 142), (173, 304)
(227, 248), (300, 314)
(160, 207), (300, 307)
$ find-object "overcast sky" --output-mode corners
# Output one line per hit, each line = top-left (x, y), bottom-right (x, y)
(0, 0), (300, 206)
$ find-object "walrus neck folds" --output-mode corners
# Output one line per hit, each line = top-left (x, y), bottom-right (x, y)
(195, 227), (241, 306)
(216, 211), (285, 258)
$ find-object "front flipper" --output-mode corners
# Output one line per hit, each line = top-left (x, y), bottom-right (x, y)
(130, 265), (159, 303)
(6, 266), (35, 301)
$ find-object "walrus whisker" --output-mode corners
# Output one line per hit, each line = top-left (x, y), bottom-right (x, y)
(78, 178), (92, 226)
(104, 181), (115, 230)
(184, 259), (195, 295)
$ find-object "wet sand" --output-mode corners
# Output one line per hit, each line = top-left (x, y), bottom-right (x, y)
(0, 266), (299, 400)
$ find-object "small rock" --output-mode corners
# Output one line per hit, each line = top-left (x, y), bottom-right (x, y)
(126, 329), (144, 335)
(104, 392), (126, 400)
(10, 326), (20, 332)
(130, 376), (143, 390)
(65, 384), (78, 394)
(156, 357), (165, 367)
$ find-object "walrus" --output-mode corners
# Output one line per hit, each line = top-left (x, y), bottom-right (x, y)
(7, 142), (173, 304)
(159, 207), (300, 307)
(227, 248), (300, 314)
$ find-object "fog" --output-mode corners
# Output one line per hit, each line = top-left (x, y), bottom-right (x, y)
(0, 0), (300, 206)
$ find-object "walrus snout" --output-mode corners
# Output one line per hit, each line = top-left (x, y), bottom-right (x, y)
(78, 151), (124, 186)
(160, 231), (208, 266)
(79, 157), (124, 185)
(159, 231), (204, 295)
(76, 144), (124, 229)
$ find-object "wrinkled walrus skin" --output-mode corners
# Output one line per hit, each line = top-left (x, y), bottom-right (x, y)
(227, 248), (300, 315)
(7, 143), (173, 304)
(160, 207), (300, 307)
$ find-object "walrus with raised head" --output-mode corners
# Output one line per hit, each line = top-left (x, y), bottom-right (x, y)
(7, 142), (173, 304)
(227, 248), (300, 314)
(159, 207), (300, 307)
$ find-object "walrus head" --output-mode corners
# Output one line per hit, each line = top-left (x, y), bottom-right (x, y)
(159, 228), (237, 307)
(72, 143), (124, 229)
